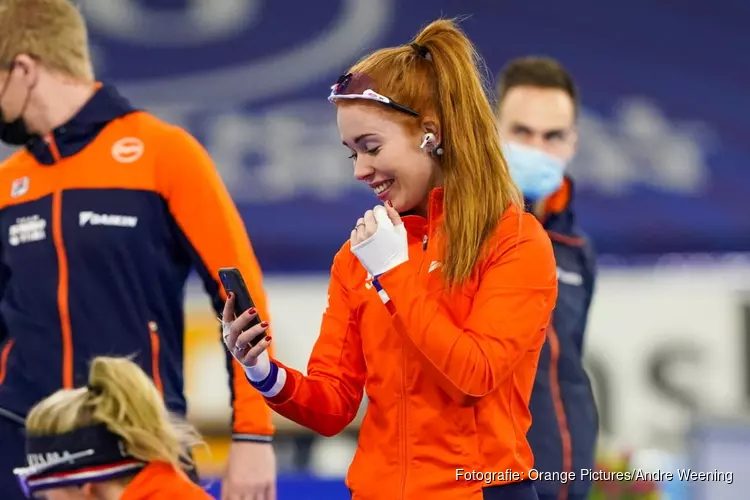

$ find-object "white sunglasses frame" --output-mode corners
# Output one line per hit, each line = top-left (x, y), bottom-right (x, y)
(327, 85), (419, 117)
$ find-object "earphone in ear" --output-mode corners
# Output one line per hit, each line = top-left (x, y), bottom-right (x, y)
(420, 133), (443, 156)
(420, 133), (436, 150)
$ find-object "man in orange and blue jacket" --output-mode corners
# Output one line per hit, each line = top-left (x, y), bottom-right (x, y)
(496, 57), (599, 500)
(0, 2), (276, 499)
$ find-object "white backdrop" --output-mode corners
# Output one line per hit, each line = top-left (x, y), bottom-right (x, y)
(183, 257), (750, 453)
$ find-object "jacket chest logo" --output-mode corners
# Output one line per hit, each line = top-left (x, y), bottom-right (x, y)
(10, 176), (29, 198)
(79, 211), (138, 228)
(111, 137), (144, 164)
(9, 215), (47, 246)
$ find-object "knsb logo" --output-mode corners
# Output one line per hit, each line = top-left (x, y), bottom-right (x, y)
(79, 211), (138, 228)
(79, 0), (394, 107)
(10, 176), (29, 198)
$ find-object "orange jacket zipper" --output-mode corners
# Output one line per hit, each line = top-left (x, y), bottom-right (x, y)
(149, 321), (164, 394)
(0, 339), (15, 384)
(399, 232), (430, 498)
(47, 135), (75, 389)
(399, 339), (408, 499)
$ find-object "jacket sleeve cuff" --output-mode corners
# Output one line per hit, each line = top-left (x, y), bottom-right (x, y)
(231, 433), (273, 443)
(244, 352), (287, 399)
(371, 267), (407, 315)
(243, 350), (272, 381)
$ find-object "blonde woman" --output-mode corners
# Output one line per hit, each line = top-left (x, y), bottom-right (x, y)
(12, 357), (211, 499)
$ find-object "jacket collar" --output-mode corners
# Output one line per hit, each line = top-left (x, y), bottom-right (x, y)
(26, 83), (137, 166)
(534, 175), (583, 240)
(400, 187), (444, 234)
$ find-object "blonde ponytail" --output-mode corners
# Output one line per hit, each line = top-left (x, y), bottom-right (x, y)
(25, 356), (202, 469)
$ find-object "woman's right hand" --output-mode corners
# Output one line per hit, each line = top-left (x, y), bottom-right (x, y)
(222, 293), (272, 368)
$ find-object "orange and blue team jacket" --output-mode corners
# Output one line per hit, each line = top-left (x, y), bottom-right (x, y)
(0, 84), (273, 442)
(526, 177), (599, 499)
(120, 462), (213, 500)
(249, 189), (559, 499)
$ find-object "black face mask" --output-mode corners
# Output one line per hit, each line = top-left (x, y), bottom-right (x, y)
(0, 61), (36, 146)
(0, 109), (33, 146)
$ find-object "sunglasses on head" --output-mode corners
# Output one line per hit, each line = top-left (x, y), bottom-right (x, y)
(328, 73), (419, 117)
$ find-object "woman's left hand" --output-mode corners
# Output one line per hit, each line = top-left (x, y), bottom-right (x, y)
(350, 203), (409, 276)
(222, 293), (271, 368)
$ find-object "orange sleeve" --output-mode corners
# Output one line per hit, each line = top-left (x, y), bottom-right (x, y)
(259, 249), (367, 437)
(376, 212), (558, 406)
(155, 125), (274, 440)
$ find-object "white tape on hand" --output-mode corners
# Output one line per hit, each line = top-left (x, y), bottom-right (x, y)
(351, 206), (409, 276)
(373, 204), (391, 227)
(244, 350), (272, 381)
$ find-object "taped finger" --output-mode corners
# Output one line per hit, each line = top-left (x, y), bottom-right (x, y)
(373, 205), (391, 228)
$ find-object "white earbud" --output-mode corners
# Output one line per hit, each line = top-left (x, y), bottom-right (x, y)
(420, 133), (436, 150)
(420, 133), (443, 156)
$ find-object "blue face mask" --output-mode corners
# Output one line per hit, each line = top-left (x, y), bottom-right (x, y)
(503, 142), (566, 201)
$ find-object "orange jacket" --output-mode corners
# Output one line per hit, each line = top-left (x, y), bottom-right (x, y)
(121, 462), (212, 500)
(256, 189), (558, 499)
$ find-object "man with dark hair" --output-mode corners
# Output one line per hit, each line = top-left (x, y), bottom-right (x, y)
(496, 56), (598, 500)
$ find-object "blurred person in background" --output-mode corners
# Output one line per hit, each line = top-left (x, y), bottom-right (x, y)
(0, 1), (277, 499)
(495, 57), (598, 500)
(13, 356), (212, 499)
(223, 19), (558, 500)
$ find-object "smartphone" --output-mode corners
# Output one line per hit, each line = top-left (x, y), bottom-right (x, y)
(218, 267), (265, 347)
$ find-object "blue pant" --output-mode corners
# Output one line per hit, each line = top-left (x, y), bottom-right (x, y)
(483, 480), (538, 499)
(537, 494), (586, 500)
(0, 415), (28, 500)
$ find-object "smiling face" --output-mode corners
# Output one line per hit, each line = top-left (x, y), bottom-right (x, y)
(337, 103), (439, 213)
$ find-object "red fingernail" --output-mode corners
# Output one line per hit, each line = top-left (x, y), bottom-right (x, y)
(387, 200), (393, 207)
(265, 336), (272, 342)
(247, 308), (256, 315)
(228, 292), (234, 299)
(261, 321), (269, 328)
